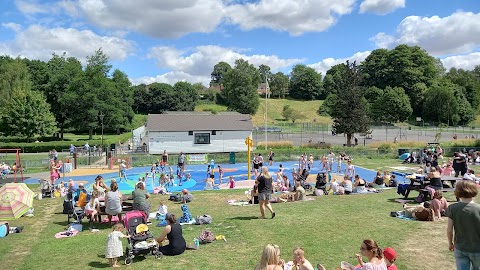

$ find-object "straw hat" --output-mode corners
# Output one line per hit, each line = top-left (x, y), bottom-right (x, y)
(135, 224), (149, 234)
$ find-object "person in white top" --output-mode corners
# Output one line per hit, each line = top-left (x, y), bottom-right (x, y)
(327, 151), (335, 172)
(344, 160), (355, 180)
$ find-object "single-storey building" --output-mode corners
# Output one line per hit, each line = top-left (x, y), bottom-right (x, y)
(145, 111), (253, 154)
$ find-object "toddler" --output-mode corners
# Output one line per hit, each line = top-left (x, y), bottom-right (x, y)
(156, 201), (168, 220)
(383, 247), (397, 270)
(105, 223), (130, 268)
(229, 176), (235, 189)
(85, 190), (100, 230)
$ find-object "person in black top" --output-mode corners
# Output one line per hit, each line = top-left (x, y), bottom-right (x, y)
(156, 213), (186, 256)
(255, 167), (275, 219)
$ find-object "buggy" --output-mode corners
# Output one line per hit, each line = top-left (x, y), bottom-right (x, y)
(39, 179), (55, 198)
(124, 210), (162, 265)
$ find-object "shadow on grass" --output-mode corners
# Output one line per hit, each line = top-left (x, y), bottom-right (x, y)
(88, 261), (111, 268)
(227, 216), (259, 220)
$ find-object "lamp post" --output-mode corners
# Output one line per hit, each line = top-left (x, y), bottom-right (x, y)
(99, 113), (104, 150)
(265, 75), (269, 150)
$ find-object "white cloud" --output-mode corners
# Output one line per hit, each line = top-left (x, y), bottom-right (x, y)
(371, 11), (480, 56)
(2, 23), (22, 32)
(308, 51), (371, 75)
(15, 0), (50, 14)
(225, 0), (355, 35)
(0, 24), (134, 62)
(76, 0), (225, 38)
(359, 0), (405, 15)
(137, 45), (303, 85)
(441, 52), (480, 71)
(131, 71), (208, 86)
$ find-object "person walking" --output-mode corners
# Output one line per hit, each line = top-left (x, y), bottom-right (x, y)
(256, 167), (275, 219)
(446, 180), (480, 269)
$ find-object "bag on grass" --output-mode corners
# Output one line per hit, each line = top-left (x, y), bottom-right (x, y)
(195, 215), (212, 225)
(198, 230), (215, 244)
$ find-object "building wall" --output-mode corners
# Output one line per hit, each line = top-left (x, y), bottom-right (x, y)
(148, 130), (252, 154)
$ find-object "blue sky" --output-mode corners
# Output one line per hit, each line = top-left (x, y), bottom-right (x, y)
(0, 0), (479, 86)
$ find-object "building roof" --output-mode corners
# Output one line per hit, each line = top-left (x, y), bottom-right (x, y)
(146, 112), (253, 132)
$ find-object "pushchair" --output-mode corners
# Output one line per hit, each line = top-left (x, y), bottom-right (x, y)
(124, 210), (162, 265)
(297, 169), (312, 191)
(39, 179), (54, 198)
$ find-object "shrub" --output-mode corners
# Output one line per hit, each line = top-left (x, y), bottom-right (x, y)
(256, 140), (293, 149)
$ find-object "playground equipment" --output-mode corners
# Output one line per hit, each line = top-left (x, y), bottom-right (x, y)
(0, 149), (24, 182)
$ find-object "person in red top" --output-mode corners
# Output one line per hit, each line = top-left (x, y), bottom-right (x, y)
(383, 247), (397, 270)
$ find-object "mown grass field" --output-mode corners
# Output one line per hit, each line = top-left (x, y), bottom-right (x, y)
(1, 187), (457, 270)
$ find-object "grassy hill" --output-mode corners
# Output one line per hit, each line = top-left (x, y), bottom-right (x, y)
(196, 99), (331, 126)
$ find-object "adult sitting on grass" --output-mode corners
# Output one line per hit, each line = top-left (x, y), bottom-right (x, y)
(355, 239), (387, 270)
(156, 213), (186, 256)
(105, 181), (123, 224)
(353, 175), (368, 194)
(254, 244), (283, 270)
(132, 182), (151, 223)
(446, 180), (480, 269)
(342, 175), (353, 195)
(248, 184), (259, 205)
(256, 166), (275, 219)
(372, 171), (385, 189)
(294, 181), (306, 201)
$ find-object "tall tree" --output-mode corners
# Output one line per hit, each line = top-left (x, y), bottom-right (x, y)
(1, 88), (56, 138)
(269, 72), (289, 98)
(222, 59), (260, 114)
(0, 58), (31, 108)
(328, 61), (370, 146)
(289, 64), (323, 100)
(322, 63), (348, 98)
(258, 64), (272, 83)
(173, 81), (198, 111)
(369, 87), (412, 123)
(445, 68), (480, 112)
(149, 83), (175, 113)
(210, 62), (232, 86)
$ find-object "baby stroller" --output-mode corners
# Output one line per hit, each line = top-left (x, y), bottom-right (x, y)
(298, 169), (312, 191)
(39, 179), (54, 198)
(124, 210), (162, 265)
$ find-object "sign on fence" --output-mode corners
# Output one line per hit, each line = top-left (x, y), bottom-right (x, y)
(63, 163), (73, 173)
(187, 154), (207, 164)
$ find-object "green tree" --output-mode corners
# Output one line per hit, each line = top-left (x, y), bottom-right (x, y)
(1, 89), (57, 138)
(132, 84), (149, 114)
(258, 64), (272, 83)
(423, 79), (460, 125)
(222, 59), (260, 114)
(269, 72), (289, 98)
(328, 61), (370, 146)
(323, 63), (348, 98)
(282, 105), (294, 121)
(445, 68), (480, 112)
(289, 64), (323, 100)
(210, 62), (232, 86)
(370, 87), (412, 123)
(361, 45), (440, 115)
(173, 81), (198, 111)
(317, 94), (337, 116)
(0, 58), (31, 108)
(149, 83), (175, 113)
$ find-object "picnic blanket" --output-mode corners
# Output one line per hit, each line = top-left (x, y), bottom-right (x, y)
(227, 200), (250, 206)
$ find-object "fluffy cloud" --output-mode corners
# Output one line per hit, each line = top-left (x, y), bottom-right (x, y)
(135, 45), (303, 85)
(441, 52), (480, 71)
(225, 0), (355, 35)
(308, 51), (371, 75)
(359, 0), (405, 15)
(76, 0), (225, 38)
(372, 11), (480, 56)
(0, 24), (134, 62)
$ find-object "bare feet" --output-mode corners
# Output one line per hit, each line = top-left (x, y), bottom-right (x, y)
(112, 264), (120, 268)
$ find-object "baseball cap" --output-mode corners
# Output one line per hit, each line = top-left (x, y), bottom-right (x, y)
(135, 224), (149, 234)
(78, 183), (84, 187)
(383, 247), (397, 262)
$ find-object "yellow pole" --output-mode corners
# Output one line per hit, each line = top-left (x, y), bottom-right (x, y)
(245, 136), (253, 180)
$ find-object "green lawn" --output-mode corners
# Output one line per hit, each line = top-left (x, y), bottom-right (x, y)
(2, 183), (456, 270)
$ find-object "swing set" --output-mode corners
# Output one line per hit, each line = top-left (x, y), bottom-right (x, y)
(0, 148), (24, 182)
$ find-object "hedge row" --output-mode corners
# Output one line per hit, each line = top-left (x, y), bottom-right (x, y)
(0, 139), (118, 153)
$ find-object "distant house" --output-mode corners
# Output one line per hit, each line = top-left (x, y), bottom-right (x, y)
(145, 111), (253, 154)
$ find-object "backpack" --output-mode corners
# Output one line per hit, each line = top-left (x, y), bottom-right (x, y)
(198, 230), (215, 244)
(195, 215), (212, 225)
(63, 200), (73, 214)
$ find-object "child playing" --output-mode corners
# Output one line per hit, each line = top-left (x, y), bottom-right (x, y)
(229, 176), (235, 189)
(383, 247), (397, 270)
(85, 190), (100, 230)
(105, 223), (130, 268)
(156, 201), (168, 219)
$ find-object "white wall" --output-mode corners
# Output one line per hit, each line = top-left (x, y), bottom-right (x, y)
(148, 130), (252, 154)
(132, 126), (146, 149)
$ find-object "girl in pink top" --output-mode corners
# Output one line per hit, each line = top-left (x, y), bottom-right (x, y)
(431, 192), (448, 220)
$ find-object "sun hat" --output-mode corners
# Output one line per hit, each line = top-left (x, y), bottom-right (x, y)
(182, 189), (188, 194)
(383, 247), (397, 262)
(135, 224), (149, 234)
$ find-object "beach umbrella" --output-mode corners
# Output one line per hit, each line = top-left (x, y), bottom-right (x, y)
(0, 183), (34, 220)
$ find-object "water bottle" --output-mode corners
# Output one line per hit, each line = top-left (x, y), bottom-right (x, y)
(194, 238), (200, 248)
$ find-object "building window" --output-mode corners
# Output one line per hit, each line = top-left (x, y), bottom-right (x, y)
(212, 130), (216, 135)
(188, 131), (193, 136)
(194, 133), (210, 144)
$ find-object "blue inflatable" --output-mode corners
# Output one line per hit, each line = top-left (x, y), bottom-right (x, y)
(399, 153), (410, 160)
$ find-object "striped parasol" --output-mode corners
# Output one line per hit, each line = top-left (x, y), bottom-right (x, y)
(0, 183), (34, 220)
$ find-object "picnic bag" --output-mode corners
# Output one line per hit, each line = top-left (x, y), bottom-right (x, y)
(195, 215), (212, 225)
(198, 230), (215, 244)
